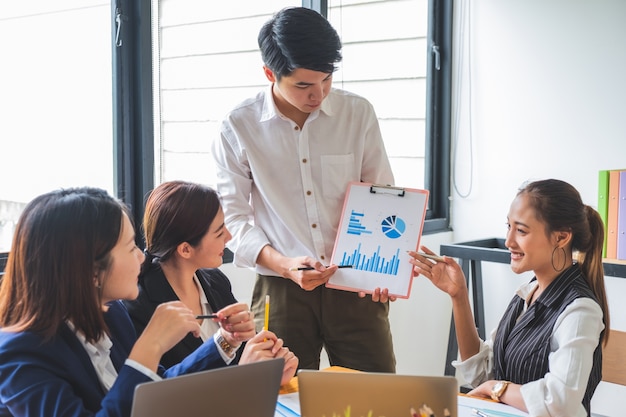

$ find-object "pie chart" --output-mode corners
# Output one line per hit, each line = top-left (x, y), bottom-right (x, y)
(381, 215), (405, 239)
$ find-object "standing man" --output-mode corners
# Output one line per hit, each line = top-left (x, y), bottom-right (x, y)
(212, 6), (396, 372)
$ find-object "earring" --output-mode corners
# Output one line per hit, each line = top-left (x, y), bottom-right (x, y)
(551, 246), (567, 272)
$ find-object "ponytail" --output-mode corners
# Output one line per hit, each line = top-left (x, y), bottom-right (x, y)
(579, 205), (610, 345)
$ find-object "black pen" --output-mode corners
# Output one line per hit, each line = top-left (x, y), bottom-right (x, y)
(289, 265), (353, 271)
(195, 314), (218, 319)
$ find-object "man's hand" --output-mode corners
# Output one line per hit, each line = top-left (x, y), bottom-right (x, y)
(358, 287), (397, 303)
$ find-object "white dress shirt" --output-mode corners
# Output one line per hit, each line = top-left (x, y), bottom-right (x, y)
(67, 321), (161, 391)
(195, 273), (219, 342)
(453, 280), (604, 417)
(193, 274), (239, 364)
(213, 86), (394, 273)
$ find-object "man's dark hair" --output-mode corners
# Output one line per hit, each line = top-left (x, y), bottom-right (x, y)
(258, 7), (342, 80)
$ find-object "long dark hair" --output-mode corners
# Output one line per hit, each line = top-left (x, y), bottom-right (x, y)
(141, 181), (221, 274)
(519, 179), (610, 344)
(0, 187), (129, 343)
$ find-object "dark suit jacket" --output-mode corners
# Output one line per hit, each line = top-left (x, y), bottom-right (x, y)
(123, 267), (241, 368)
(0, 300), (226, 417)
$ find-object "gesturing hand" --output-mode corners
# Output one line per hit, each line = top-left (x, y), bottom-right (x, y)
(408, 246), (466, 298)
(216, 302), (256, 347)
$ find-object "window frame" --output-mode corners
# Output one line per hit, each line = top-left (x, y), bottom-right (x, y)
(112, 0), (155, 238)
(0, 252), (7, 280)
(423, 0), (452, 233)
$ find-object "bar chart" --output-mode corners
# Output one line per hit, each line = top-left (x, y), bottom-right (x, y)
(339, 243), (400, 276)
(346, 210), (373, 235)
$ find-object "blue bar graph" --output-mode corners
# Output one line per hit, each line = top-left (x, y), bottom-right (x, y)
(340, 243), (400, 276)
(346, 210), (373, 236)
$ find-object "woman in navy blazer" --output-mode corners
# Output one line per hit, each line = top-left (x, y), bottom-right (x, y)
(123, 181), (298, 384)
(0, 187), (290, 416)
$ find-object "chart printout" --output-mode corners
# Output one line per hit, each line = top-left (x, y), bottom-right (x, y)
(327, 182), (429, 298)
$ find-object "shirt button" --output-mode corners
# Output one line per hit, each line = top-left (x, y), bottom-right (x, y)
(294, 126), (300, 131)
(302, 158), (307, 163)
(320, 255), (325, 260)
(311, 224), (317, 228)
(306, 190), (312, 195)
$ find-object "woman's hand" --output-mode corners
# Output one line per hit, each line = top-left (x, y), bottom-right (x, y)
(239, 330), (299, 385)
(466, 380), (494, 399)
(238, 331), (278, 363)
(130, 301), (201, 371)
(408, 246), (467, 298)
(216, 302), (256, 347)
(275, 346), (299, 386)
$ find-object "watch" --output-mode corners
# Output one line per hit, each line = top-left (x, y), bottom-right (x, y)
(490, 381), (510, 402)
(216, 332), (236, 357)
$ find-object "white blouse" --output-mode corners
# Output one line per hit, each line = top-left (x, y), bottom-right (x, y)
(452, 280), (604, 417)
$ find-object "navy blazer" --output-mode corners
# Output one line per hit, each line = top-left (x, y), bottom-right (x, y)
(123, 267), (241, 368)
(0, 301), (226, 417)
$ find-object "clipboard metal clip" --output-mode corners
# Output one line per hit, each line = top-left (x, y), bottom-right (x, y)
(369, 184), (405, 197)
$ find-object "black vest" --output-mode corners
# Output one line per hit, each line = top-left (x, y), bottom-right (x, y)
(492, 264), (603, 416)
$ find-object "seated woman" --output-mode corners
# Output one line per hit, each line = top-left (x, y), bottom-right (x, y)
(409, 179), (609, 417)
(0, 187), (291, 416)
(123, 180), (297, 384)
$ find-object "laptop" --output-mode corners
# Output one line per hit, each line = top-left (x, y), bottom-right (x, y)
(297, 370), (458, 417)
(130, 358), (284, 417)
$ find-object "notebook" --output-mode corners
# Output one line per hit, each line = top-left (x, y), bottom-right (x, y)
(297, 370), (459, 417)
(130, 358), (284, 417)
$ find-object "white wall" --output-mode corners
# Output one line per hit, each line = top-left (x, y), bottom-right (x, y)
(219, 1), (625, 415)
(451, 1), (626, 416)
(451, 1), (626, 242)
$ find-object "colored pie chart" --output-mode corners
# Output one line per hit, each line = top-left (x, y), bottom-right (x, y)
(381, 215), (406, 239)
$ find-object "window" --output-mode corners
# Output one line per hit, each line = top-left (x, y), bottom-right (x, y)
(327, 0), (429, 189)
(324, 0), (453, 232)
(150, 0), (450, 233)
(0, 1), (114, 252)
(152, 0), (300, 187)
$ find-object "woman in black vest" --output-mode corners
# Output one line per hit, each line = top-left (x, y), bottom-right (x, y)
(410, 179), (609, 417)
(123, 181), (298, 385)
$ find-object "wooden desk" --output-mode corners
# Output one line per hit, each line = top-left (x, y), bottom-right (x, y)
(439, 238), (626, 376)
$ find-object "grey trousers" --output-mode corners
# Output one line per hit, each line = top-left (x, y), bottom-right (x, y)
(251, 273), (396, 373)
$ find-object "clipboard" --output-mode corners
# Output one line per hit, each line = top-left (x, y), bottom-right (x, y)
(326, 182), (429, 299)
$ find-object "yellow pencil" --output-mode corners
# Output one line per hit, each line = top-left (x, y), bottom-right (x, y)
(264, 294), (270, 334)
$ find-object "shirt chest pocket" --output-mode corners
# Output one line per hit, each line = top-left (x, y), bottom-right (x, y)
(321, 154), (356, 199)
